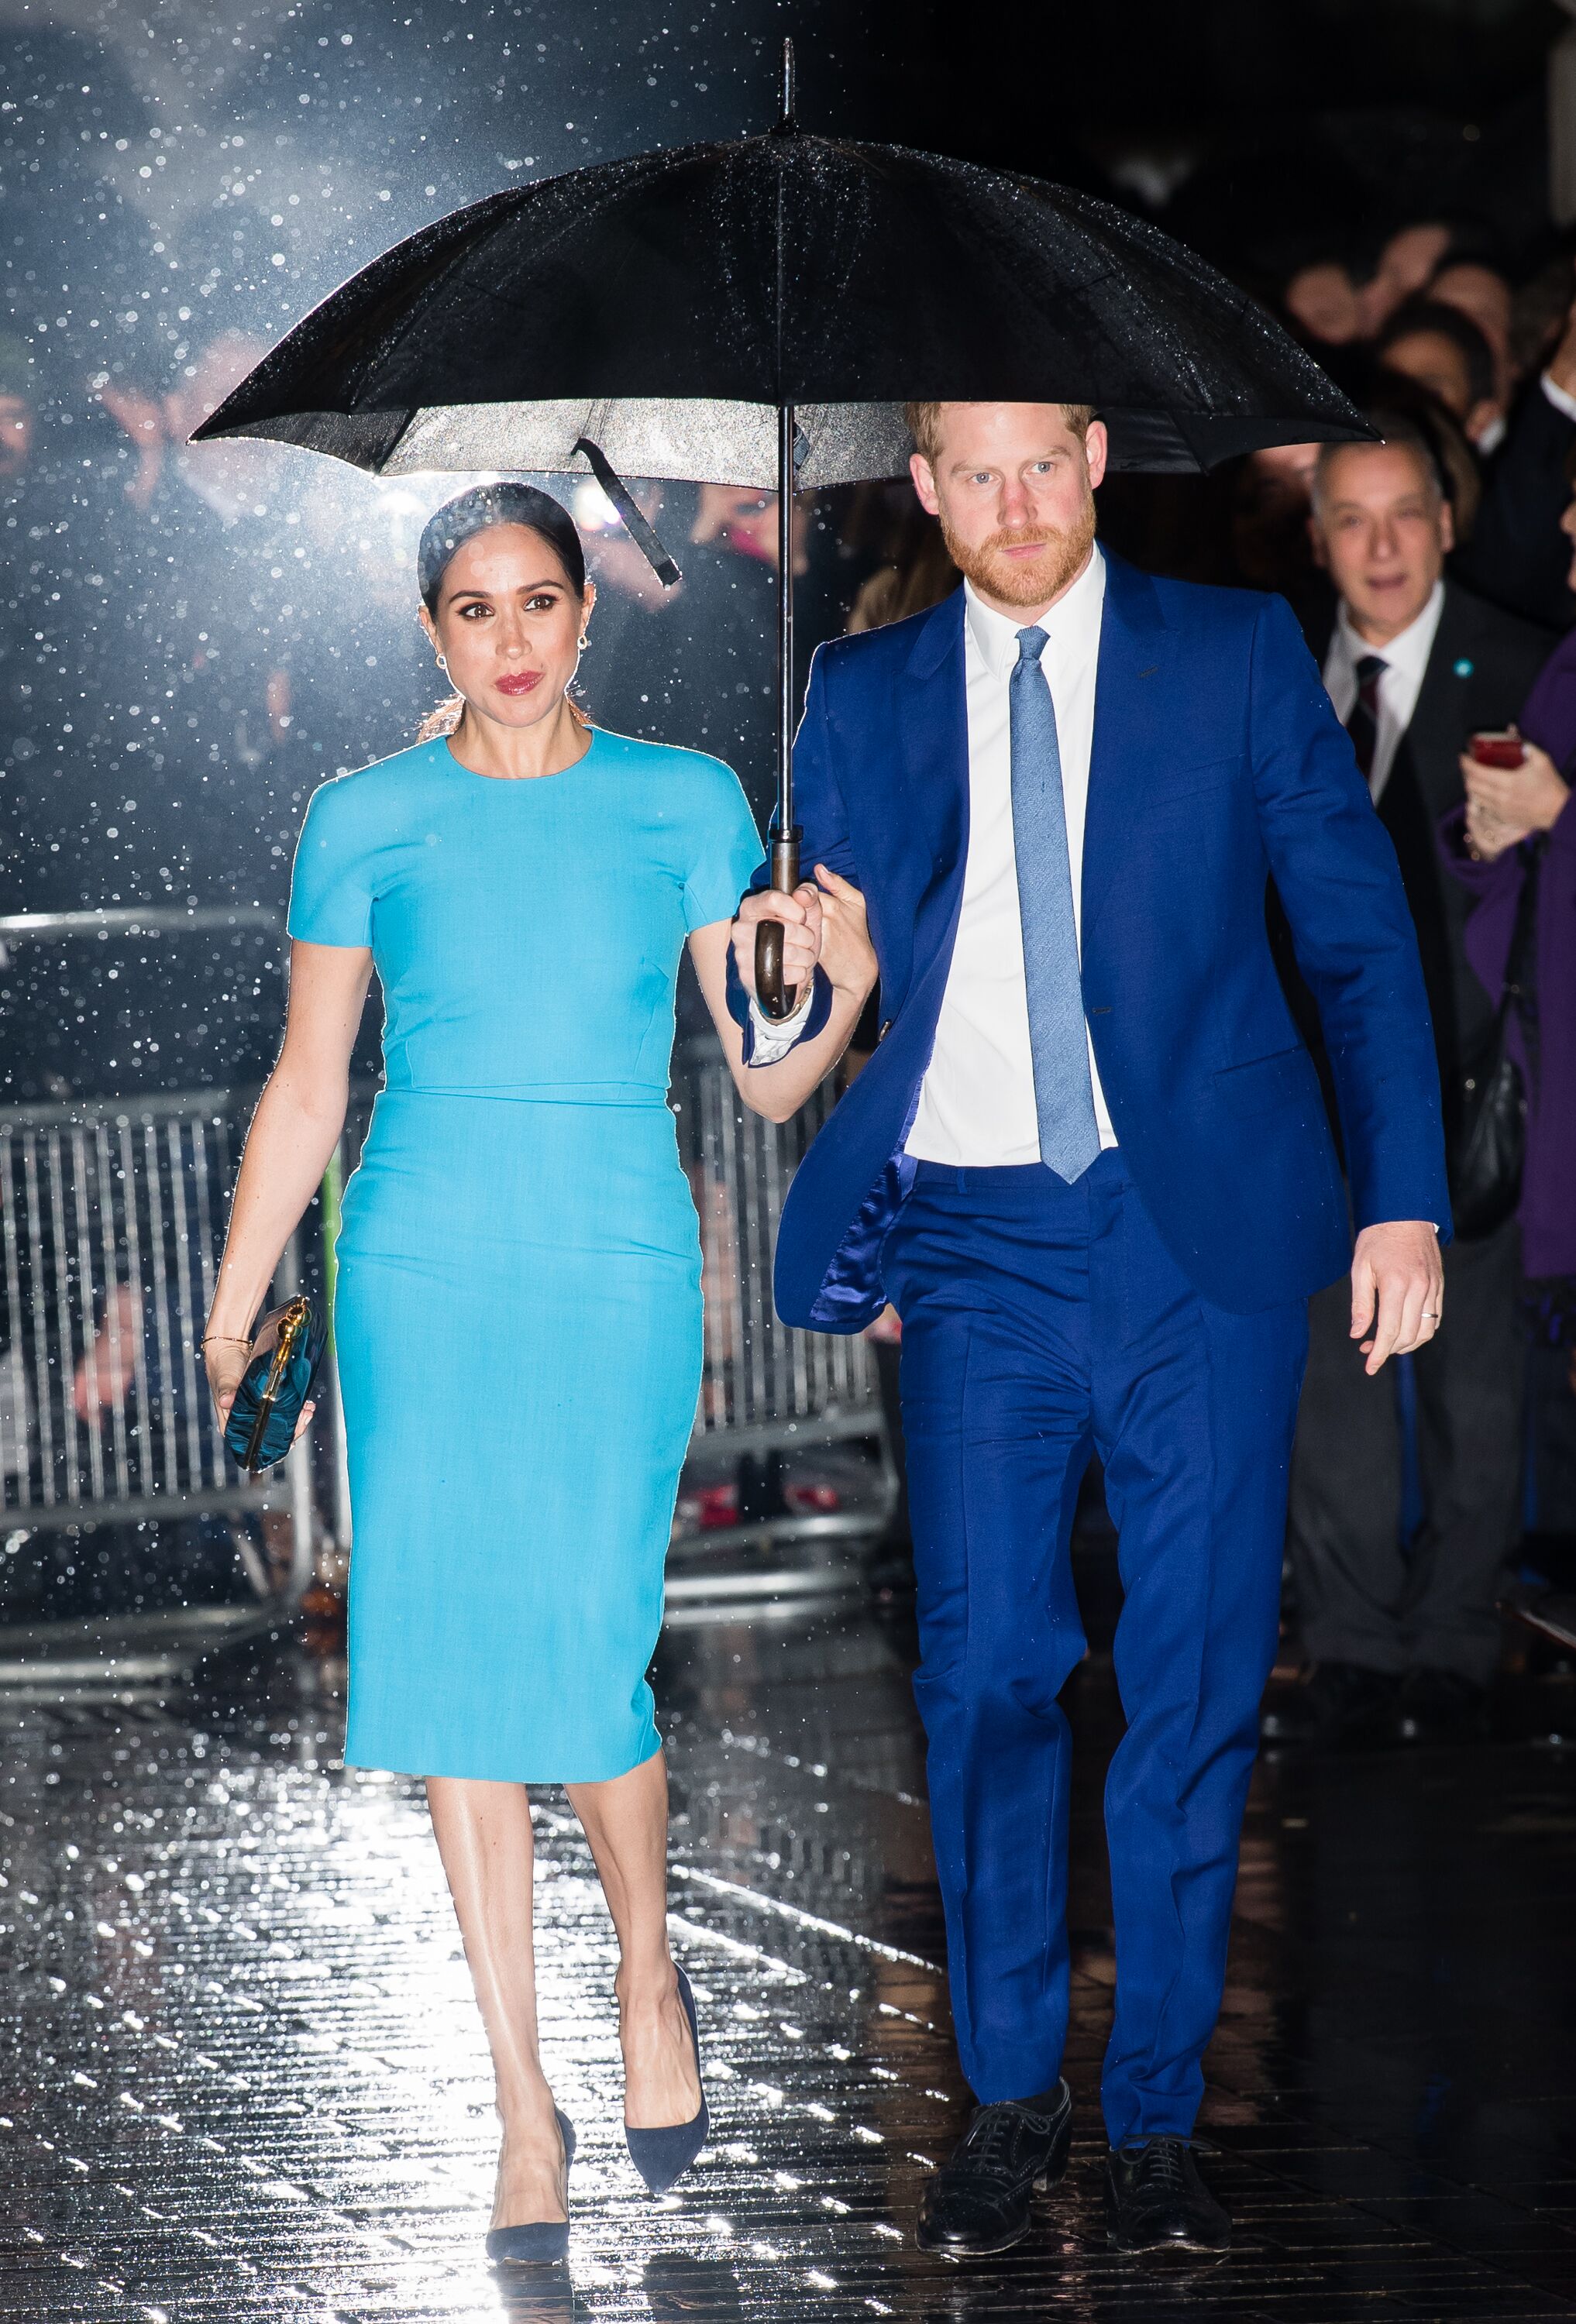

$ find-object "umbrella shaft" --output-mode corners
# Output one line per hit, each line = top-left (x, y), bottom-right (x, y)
(776, 400), (795, 847)
(753, 399), (803, 1023)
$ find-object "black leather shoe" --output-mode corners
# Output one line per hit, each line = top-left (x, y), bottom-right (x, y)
(915, 2080), (1072, 2256)
(1105, 2137), (1230, 2257)
(1395, 1666), (1489, 1745)
(1259, 1661), (1398, 1748)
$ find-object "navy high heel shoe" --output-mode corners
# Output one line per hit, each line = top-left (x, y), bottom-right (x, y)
(485, 2107), (575, 2268)
(625, 1966), (709, 2195)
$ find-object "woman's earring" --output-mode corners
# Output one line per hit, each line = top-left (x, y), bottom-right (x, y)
(577, 634), (589, 654)
(436, 653), (449, 675)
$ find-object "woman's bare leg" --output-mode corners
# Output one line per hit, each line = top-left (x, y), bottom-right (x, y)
(566, 1748), (701, 2129)
(426, 1776), (566, 2227)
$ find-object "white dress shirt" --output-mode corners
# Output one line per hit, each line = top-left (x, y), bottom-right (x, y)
(1540, 369), (1576, 427)
(750, 550), (1117, 1164)
(1320, 579), (1444, 805)
(904, 552), (1117, 1165)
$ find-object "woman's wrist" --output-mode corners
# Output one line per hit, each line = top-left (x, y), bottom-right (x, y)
(1536, 775), (1572, 831)
(202, 1294), (261, 1346)
(828, 964), (878, 1009)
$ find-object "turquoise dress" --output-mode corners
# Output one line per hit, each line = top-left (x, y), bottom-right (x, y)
(287, 728), (761, 1783)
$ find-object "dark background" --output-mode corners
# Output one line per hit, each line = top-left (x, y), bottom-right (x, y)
(2, 0), (1572, 1084)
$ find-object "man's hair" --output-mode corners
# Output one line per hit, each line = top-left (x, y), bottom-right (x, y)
(903, 401), (1096, 466)
(1310, 412), (1448, 522)
(1375, 296), (1496, 411)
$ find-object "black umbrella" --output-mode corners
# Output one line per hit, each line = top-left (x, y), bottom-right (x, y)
(196, 43), (1369, 1013)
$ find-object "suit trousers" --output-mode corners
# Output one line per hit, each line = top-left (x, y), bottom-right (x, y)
(1286, 1215), (1524, 1688)
(882, 1151), (1308, 2145)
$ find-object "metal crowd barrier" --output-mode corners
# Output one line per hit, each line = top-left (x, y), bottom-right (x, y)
(0, 907), (893, 1673)
(0, 909), (312, 1686)
(665, 1035), (894, 1616)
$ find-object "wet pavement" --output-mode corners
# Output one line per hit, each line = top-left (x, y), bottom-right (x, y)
(4, 1593), (1576, 2322)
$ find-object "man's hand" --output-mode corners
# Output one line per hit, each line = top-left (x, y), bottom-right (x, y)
(1350, 1220), (1444, 1375)
(731, 880), (823, 1008)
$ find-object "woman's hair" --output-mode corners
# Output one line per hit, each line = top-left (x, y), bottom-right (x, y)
(416, 482), (590, 741)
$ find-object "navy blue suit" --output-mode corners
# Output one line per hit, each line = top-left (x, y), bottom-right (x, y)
(731, 553), (1447, 2140)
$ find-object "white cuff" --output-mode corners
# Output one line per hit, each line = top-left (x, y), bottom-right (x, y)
(747, 984), (814, 1065)
(1542, 370), (1576, 425)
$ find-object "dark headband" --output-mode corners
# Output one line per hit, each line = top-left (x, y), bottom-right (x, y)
(417, 483), (587, 610)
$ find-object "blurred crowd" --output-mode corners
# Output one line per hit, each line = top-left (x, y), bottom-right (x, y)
(3, 201), (1576, 1725)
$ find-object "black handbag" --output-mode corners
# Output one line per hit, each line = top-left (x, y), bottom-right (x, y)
(1450, 838), (1543, 1243)
(222, 1294), (327, 1474)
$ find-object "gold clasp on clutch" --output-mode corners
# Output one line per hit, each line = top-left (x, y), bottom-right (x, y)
(242, 1294), (310, 1475)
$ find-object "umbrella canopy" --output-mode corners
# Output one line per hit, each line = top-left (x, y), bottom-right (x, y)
(194, 125), (1368, 487)
(196, 57), (1371, 1014)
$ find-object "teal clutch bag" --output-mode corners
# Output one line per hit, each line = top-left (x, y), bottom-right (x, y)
(223, 1296), (326, 1474)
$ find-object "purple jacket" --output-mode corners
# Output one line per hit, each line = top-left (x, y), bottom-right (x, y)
(1440, 631), (1576, 1277)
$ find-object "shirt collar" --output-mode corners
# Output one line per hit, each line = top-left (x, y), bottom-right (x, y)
(1334, 577), (1446, 684)
(963, 543), (1106, 680)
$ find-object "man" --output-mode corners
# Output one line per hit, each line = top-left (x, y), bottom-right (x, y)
(1376, 298), (1504, 450)
(1430, 258), (1517, 412)
(1280, 424), (1551, 1747)
(1230, 439), (1328, 627)
(728, 402), (1446, 2259)
(1457, 284), (1576, 630)
(1282, 260), (1364, 348)
(1356, 222), (1454, 339)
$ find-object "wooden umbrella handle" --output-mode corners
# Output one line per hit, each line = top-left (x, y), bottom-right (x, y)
(754, 830), (802, 1022)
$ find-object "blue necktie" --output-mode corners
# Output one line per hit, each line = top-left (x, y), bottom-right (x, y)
(1011, 626), (1102, 1183)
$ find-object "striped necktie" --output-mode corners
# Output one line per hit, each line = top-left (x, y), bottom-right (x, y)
(1344, 652), (1388, 786)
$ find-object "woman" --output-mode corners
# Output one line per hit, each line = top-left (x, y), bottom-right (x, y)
(201, 482), (876, 2264)
(1444, 490), (1576, 1331)
(1441, 475), (1576, 1662)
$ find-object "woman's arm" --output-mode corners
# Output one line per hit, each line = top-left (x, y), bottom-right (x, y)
(202, 939), (373, 1422)
(687, 865), (876, 1123)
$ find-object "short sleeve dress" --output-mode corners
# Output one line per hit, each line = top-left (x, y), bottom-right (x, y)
(287, 727), (762, 1782)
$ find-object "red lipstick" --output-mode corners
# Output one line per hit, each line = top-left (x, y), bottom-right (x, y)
(494, 671), (542, 696)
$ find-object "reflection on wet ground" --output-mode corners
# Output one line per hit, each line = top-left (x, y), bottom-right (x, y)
(3, 1601), (1576, 2320)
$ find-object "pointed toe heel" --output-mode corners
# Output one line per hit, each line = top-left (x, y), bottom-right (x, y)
(626, 1966), (710, 2195)
(486, 2108), (575, 2267)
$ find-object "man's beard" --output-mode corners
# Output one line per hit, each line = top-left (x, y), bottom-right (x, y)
(941, 499), (1097, 609)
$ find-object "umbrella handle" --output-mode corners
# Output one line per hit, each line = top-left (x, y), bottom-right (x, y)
(754, 829), (802, 1021)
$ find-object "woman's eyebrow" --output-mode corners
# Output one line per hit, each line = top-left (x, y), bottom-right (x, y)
(449, 572), (565, 590)
(443, 576), (567, 605)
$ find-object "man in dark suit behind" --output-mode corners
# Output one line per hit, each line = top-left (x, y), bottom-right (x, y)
(1276, 419), (1552, 1747)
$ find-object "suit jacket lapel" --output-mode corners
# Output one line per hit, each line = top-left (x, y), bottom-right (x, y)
(1082, 552), (1174, 941)
(1403, 585), (1474, 820)
(893, 588), (969, 988)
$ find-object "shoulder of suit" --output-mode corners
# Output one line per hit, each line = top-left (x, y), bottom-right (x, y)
(811, 596), (955, 676)
(1440, 578), (1557, 667)
(1130, 566), (1285, 638)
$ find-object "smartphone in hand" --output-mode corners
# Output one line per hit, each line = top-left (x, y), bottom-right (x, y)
(1468, 728), (1526, 768)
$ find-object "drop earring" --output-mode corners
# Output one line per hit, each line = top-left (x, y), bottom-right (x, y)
(436, 652), (449, 675)
(577, 634), (588, 654)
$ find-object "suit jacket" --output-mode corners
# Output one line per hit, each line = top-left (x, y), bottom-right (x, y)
(1302, 585), (1551, 1112)
(730, 553), (1450, 1333)
(1454, 383), (1576, 634)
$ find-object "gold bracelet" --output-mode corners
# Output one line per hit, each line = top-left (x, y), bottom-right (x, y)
(198, 1332), (251, 1351)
